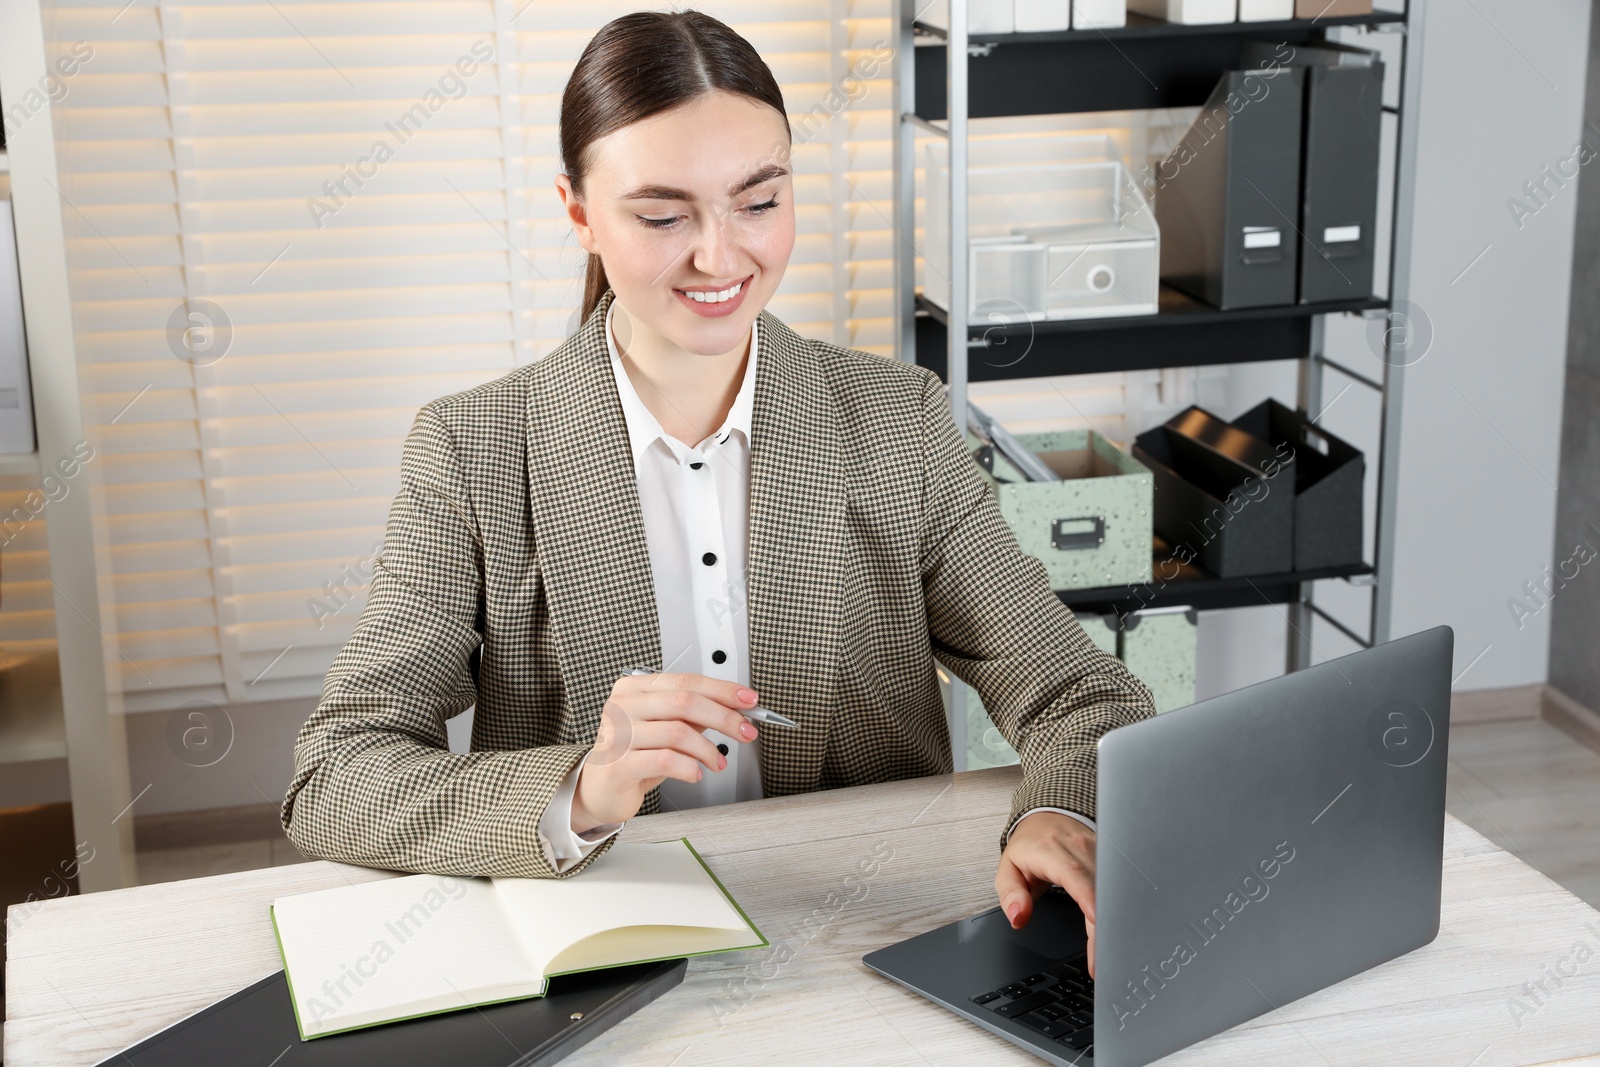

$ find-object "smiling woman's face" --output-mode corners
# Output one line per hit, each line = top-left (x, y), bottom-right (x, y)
(562, 90), (796, 356)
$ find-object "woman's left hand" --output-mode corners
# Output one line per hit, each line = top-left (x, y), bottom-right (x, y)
(995, 811), (1098, 978)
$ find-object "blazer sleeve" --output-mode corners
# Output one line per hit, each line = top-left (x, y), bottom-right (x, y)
(911, 370), (1158, 852)
(280, 402), (621, 879)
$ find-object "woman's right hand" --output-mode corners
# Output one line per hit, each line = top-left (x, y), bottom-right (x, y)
(570, 672), (761, 832)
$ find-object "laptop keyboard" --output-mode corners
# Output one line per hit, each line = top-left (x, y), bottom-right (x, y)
(970, 958), (1095, 1056)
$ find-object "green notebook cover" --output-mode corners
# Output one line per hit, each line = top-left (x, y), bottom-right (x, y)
(272, 836), (765, 1041)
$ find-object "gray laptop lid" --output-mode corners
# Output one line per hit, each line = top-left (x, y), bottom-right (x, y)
(1092, 625), (1453, 1067)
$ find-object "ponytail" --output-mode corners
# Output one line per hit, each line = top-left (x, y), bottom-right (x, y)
(580, 251), (610, 325)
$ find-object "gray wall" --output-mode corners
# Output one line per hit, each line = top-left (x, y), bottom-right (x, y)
(122, 694), (474, 816)
(1385, 0), (1591, 691)
(1549, 7), (1600, 711)
(125, 696), (310, 816)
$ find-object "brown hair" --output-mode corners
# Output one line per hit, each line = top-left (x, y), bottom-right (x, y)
(560, 10), (791, 324)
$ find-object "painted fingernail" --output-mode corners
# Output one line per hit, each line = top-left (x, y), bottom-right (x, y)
(740, 723), (757, 739)
(737, 688), (758, 704)
(718, 755), (727, 770)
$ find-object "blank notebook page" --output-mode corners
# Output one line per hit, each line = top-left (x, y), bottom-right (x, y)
(272, 874), (542, 1034)
(491, 840), (754, 975)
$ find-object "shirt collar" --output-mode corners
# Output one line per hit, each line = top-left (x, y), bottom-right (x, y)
(605, 297), (758, 467)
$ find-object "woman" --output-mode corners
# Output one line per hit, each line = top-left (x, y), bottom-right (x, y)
(281, 9), (1154, 975)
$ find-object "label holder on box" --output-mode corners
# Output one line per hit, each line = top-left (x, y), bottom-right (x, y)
(1052, 516), (1106, 551)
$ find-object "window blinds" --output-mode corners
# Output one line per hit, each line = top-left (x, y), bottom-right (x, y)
(38, 0), (1140, 715)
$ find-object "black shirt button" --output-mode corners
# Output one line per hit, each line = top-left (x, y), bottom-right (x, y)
(717, 743), (729, 756)
(711, 649), (727, 664)
(702, 552), (717, 566)
(690, 461), (704, 469)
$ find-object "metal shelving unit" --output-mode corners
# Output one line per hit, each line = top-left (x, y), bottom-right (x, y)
(914, 288), (1389, 380)
(892, 1), (1429, 766)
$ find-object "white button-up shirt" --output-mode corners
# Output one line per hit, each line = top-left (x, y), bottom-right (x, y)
(535, 301), (1092, 873)
(536, 301), (761, 870)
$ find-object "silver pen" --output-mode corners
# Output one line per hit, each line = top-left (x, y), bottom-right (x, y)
(621, 666), (799, 728)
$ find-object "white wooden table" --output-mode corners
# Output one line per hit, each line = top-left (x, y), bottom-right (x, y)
(7, 765), (1600, 1066)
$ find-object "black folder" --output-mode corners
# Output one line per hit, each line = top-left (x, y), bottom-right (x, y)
(1154, 66), (1306, 310)
(94, 959), (687, 1067)
(1243, 40), (1385, 304)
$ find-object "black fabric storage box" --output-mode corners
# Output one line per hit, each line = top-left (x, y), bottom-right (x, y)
(1230, 399), (1364, 570)
(1132, 406), (1295, 577)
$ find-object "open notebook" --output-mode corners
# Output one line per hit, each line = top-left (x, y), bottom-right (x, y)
(270, 838), (765, 1040)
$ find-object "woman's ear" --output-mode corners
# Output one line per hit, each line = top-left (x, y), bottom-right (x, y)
(554, 173), (598, 256)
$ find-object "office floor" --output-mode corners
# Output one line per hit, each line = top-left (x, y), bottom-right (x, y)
(135, 834), (308, 884)
(1444, 716), (1600, 908)
(120, 717), (1600, 911)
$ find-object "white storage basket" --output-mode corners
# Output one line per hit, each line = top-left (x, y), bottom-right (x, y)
(924, 136), (1159, 321)
(967, 236), (1050, 318)
(1126, 0), (1237, 23)
(1073, 0), (1128, 28)
(1239, 0), (1294, 17)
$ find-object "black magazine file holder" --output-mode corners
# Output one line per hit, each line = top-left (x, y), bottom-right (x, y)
(1230, 399), (1364, 570)
(1131, 406), (1295, 578)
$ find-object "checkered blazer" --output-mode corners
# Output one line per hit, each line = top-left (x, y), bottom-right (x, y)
(281, 288), (1155, 879)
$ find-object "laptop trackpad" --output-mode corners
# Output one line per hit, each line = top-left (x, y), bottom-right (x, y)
(962, 889), (1089, 963)
(862, 888), (1090, 1003)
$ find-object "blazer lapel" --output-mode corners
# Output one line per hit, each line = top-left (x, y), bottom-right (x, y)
(524, 290), (847, 801)
(747, 309), (845, 797)
(524, 289), (661, 745)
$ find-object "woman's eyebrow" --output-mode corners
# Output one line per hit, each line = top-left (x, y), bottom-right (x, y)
(620, 183), (692, 201)
(620, 163), (790, 202)
(731, 163), (789, 194)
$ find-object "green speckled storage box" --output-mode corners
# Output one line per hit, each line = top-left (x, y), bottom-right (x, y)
(1119, 607), (1198, 714)
(1078, 612), (1121, 657)
(968, 429), (1154, 590)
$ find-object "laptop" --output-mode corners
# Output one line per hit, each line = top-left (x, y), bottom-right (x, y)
(863, 625), (1452, 1067)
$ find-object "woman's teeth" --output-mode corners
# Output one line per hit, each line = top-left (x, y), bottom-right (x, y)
(681, 280), (743, 303)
